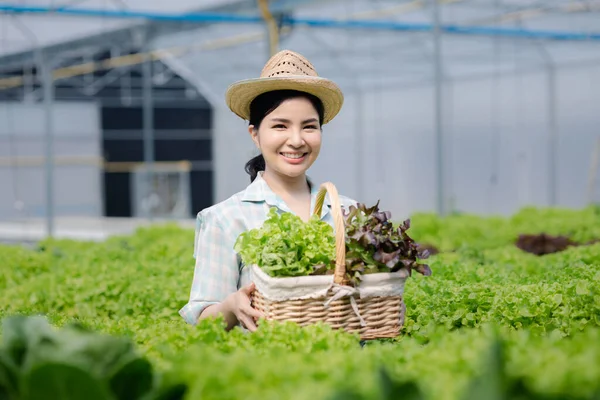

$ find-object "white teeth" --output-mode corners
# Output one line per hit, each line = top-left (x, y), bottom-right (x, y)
(282, 153), (305, 159)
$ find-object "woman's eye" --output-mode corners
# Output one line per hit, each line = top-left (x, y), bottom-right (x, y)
(304, 125), (318, 130)
(273, 124), (286, 129)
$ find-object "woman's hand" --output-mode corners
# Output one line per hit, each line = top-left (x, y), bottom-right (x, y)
(222, 283), (263, 331)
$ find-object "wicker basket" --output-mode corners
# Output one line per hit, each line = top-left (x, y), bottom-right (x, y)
(250, 182), (407, 340)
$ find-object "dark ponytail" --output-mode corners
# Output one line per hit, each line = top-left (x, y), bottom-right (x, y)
(244, 89), (324, 183)
(245, 154), (266, 183)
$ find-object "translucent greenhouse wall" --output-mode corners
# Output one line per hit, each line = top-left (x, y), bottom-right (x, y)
(208, 63), (600, 220)
(1, 0), (599, 235)
(0, 102), (104, 220)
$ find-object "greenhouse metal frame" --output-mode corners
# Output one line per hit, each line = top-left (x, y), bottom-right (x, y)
(0, 0), (599, 238)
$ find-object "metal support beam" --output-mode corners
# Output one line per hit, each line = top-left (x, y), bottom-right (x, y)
(82, 66), (133, 96)
(142, 49), (155, 220)
(258, 0), (280, 58)
(23, 63), (35, 102)
(546, 62), (558, 206)
(533, 41), (558, 206)
(488, 0), (501, 214)
(355, 90), (364, 202)
(36, 49), (55, 237)
(432, 0), (445, 216)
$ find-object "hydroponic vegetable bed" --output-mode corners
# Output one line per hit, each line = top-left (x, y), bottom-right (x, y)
(1, 206), (600, 400)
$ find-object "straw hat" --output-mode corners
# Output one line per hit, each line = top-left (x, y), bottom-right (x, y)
(225, 50), (344, 125)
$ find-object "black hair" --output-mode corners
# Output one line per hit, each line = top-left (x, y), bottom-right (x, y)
(245, 89), (325, 182)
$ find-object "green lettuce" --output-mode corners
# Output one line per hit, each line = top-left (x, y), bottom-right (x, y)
(0, 315), (160, 400)
(234, 202), (432, 285)
(234, 207), (336, 277)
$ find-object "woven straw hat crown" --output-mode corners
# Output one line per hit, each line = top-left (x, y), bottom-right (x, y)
(259, 50), (318, 78)
(225, 50), (344, 125)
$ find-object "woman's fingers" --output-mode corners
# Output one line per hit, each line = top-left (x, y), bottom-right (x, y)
(242, 304), (263, 320)
(239, 282), (256, 296)
(238, 313), (257, 332)
(237, 304), (263, 331)
(233, 284), (263, 331)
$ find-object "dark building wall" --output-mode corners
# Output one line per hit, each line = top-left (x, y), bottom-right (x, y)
(101, 103), (213, 218)
(0, 56), (213, 219)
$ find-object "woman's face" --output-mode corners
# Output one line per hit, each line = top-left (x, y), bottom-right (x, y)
(249, 96), (322, 180)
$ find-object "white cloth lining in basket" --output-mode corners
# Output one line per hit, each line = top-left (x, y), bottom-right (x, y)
(250, 265), (409, 326)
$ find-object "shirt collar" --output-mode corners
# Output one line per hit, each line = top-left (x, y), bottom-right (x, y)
(241, 171), (331, 219)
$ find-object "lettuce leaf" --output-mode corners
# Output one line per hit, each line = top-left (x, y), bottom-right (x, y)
(235, 202), (432, 285)
(342, 201), (432, 285)
(0, 315), (156, 400)
(234, 207), (336, 277)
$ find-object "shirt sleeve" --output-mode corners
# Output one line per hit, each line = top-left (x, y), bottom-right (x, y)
(179, 210), (241, 325)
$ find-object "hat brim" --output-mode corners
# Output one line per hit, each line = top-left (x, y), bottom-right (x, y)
(225, 76), (344, 125)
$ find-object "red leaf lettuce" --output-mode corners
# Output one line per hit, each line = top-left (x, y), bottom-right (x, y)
(341, 201), (432, 285)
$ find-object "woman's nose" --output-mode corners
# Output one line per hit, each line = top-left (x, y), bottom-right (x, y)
(288, 129), (304, 147)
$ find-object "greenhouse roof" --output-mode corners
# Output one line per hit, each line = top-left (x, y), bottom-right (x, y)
(0, 0), (598, 97)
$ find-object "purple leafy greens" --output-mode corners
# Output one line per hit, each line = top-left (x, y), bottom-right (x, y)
(341, 201), (432, 285)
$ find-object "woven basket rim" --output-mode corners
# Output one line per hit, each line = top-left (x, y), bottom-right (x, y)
(250, 264), (408, 303)
(249, 263), (410, 285)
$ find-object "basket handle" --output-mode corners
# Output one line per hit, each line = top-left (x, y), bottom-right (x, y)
(313, 182), (348, 286)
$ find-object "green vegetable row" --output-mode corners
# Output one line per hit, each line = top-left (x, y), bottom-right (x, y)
(1, 206), (600, 399)
(409, 205), (600, 251)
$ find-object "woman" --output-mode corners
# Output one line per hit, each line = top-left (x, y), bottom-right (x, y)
(179, 50), (358, 332)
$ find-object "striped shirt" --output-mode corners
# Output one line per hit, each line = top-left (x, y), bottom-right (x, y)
(179, 171), (357, 325)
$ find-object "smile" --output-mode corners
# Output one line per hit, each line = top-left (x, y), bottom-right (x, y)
(280, 152), (308, 164)
(280, 152), (307, 159)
